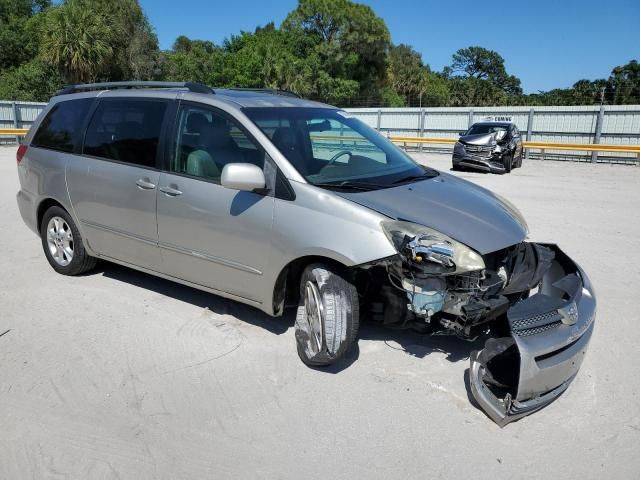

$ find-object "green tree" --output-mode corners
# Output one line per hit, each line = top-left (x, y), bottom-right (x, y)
(38, 0), (160, 83)
(0, 58), (63, 101)
(283, 0), (390, 102)
(446, 46), (522, 96)
(38, 1), (113, 83)
(609, 60), (639, 104)
(0, 0), (49, 70)
(387, 44), (449, 106)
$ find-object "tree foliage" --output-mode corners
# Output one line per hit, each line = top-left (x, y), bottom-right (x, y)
(0, 0), (637, 107)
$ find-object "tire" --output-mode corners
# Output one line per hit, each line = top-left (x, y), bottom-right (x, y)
(503, 154), (513, 173)
(295, 263), (359, 367)
(40, 205), (96, 275)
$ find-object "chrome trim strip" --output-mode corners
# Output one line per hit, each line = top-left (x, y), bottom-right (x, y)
(159, 241), (263, 276)
(81, 219), (157, 246)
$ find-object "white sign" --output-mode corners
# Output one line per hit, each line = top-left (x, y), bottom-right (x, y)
(481, 115), (513, 123)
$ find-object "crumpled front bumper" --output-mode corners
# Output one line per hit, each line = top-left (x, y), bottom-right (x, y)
(469, 245), (596, 426)
(453, 153), (506, 173)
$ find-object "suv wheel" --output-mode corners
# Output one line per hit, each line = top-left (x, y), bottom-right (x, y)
(295, 263), (359, 367)
(41, 206), (96, 275)
(503, 154), (513, 173)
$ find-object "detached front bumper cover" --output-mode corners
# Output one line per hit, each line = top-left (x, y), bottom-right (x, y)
(469, 244), (596, 426)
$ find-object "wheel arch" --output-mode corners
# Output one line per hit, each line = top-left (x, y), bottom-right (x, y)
(36, 197), (68, 235)
(271, 255), (353, 316)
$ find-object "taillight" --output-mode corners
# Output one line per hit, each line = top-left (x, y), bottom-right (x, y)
(16, 144), (28, 164)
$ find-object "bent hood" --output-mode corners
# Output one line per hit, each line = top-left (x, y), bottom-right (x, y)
(336, 172), (528, 254)
(460, 133), (496, 145)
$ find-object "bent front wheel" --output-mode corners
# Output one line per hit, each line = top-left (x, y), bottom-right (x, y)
(295, 264), (359, 367)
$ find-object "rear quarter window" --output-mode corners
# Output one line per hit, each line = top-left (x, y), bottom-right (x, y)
(31, 98), (94, 153)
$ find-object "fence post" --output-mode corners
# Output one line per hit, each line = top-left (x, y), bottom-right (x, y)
(591, 106), (605, 163)
(419, 108), (425, 152)
(12, 101), (20, 144)
(376, 109), (382, 132)
(467, 109), (474, 128)
(525, 108), (534, 159)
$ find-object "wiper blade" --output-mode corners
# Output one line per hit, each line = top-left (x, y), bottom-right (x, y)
(312, 181), (385, 191)
(391, 169), (439, 185)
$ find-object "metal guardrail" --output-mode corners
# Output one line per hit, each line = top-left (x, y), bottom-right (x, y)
(2, 128), (640, 158)
(312, 134), (640, 155)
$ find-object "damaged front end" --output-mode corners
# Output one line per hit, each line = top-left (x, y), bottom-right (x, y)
(357, 221), (596, 426)
(453, 132), (511, 172)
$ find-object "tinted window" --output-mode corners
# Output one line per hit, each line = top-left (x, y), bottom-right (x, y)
(171, 105), (263, 183)
(83, 99), (168, 168)
(32, 99), (93, 153)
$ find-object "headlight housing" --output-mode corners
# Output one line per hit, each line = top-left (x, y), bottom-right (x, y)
(381, 220), (485, 275)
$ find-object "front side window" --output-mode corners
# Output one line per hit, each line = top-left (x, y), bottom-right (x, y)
(244, 107), (433, 189)
(171, 104), (263, 183)
(83, 99), (168, 168)
(32, 98), (93, 153)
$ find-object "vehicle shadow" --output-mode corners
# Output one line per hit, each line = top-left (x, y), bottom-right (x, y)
(96, 262), (290, 335)
(357, 319), (483, 364)
(92, 262), (481, 373)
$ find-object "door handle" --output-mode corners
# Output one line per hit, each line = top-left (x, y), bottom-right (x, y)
(136, 178), (156, 190)
(159, 186), (183, 196)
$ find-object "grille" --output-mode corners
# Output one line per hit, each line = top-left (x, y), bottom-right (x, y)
(511, 310), (563, 337)
(511, 310), (562, 330)
(464, 144), (494, 156)
(514, 321), (562, 337)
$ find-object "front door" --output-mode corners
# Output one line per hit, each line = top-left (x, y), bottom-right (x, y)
(67, 98), (169, 270)
(156, 103), (275, 304)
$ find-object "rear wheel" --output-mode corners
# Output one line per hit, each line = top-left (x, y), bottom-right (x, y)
(40, 206), (96, 275)
(295, 263), (359, 367)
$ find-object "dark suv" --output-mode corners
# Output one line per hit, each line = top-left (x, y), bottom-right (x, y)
(453, 121), (523, 173)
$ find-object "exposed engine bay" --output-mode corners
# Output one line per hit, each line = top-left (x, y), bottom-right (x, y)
(355, 227), (595, 426)
(358, 234), (555, 339)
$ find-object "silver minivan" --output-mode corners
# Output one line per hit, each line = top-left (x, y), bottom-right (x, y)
(16, 82), (595, 426)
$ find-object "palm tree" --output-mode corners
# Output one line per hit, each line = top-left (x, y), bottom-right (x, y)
(39, 2), (113, 83)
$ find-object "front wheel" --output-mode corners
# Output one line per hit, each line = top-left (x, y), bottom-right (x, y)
(40, 205), (96, 275)
(295, 264), (359, 367)
(502, 154), (513, 173)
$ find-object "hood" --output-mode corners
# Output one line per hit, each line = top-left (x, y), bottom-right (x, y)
(460, 133), (496, 146)
(335, 172), (528, 254)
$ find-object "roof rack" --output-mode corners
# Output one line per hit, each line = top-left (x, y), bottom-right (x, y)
(56, 81), (214, 96)
(223, 88), (301, 98)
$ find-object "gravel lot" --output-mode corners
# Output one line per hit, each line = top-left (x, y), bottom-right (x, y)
(1, 146), (639, 479)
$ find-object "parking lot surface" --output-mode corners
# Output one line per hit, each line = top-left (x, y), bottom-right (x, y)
(1, 146), (639, 479)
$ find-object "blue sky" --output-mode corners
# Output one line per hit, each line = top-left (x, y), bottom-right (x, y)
(139, 0), (640, 93)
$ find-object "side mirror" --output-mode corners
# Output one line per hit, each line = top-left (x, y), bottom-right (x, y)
(459, 131), (467, 136)
(221, 163), (266, 192)
(495, 130), (507, 141)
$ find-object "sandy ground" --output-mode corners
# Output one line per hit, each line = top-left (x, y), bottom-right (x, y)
(1, 146), (639, 479)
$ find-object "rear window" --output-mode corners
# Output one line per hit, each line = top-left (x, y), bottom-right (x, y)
(31, 98), (93, 153)
(83, 99), (168, 168)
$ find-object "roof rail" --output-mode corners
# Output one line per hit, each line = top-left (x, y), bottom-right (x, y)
(56, 81), (214, 96)
(223, 88), (301, 98)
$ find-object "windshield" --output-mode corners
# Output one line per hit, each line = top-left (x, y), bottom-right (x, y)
(465, 124), (509, 136)
(243, 107), (435, 189)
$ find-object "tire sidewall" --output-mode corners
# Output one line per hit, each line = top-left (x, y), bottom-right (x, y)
(295, 263), (359, 366)
(40, 206), (90, 275)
